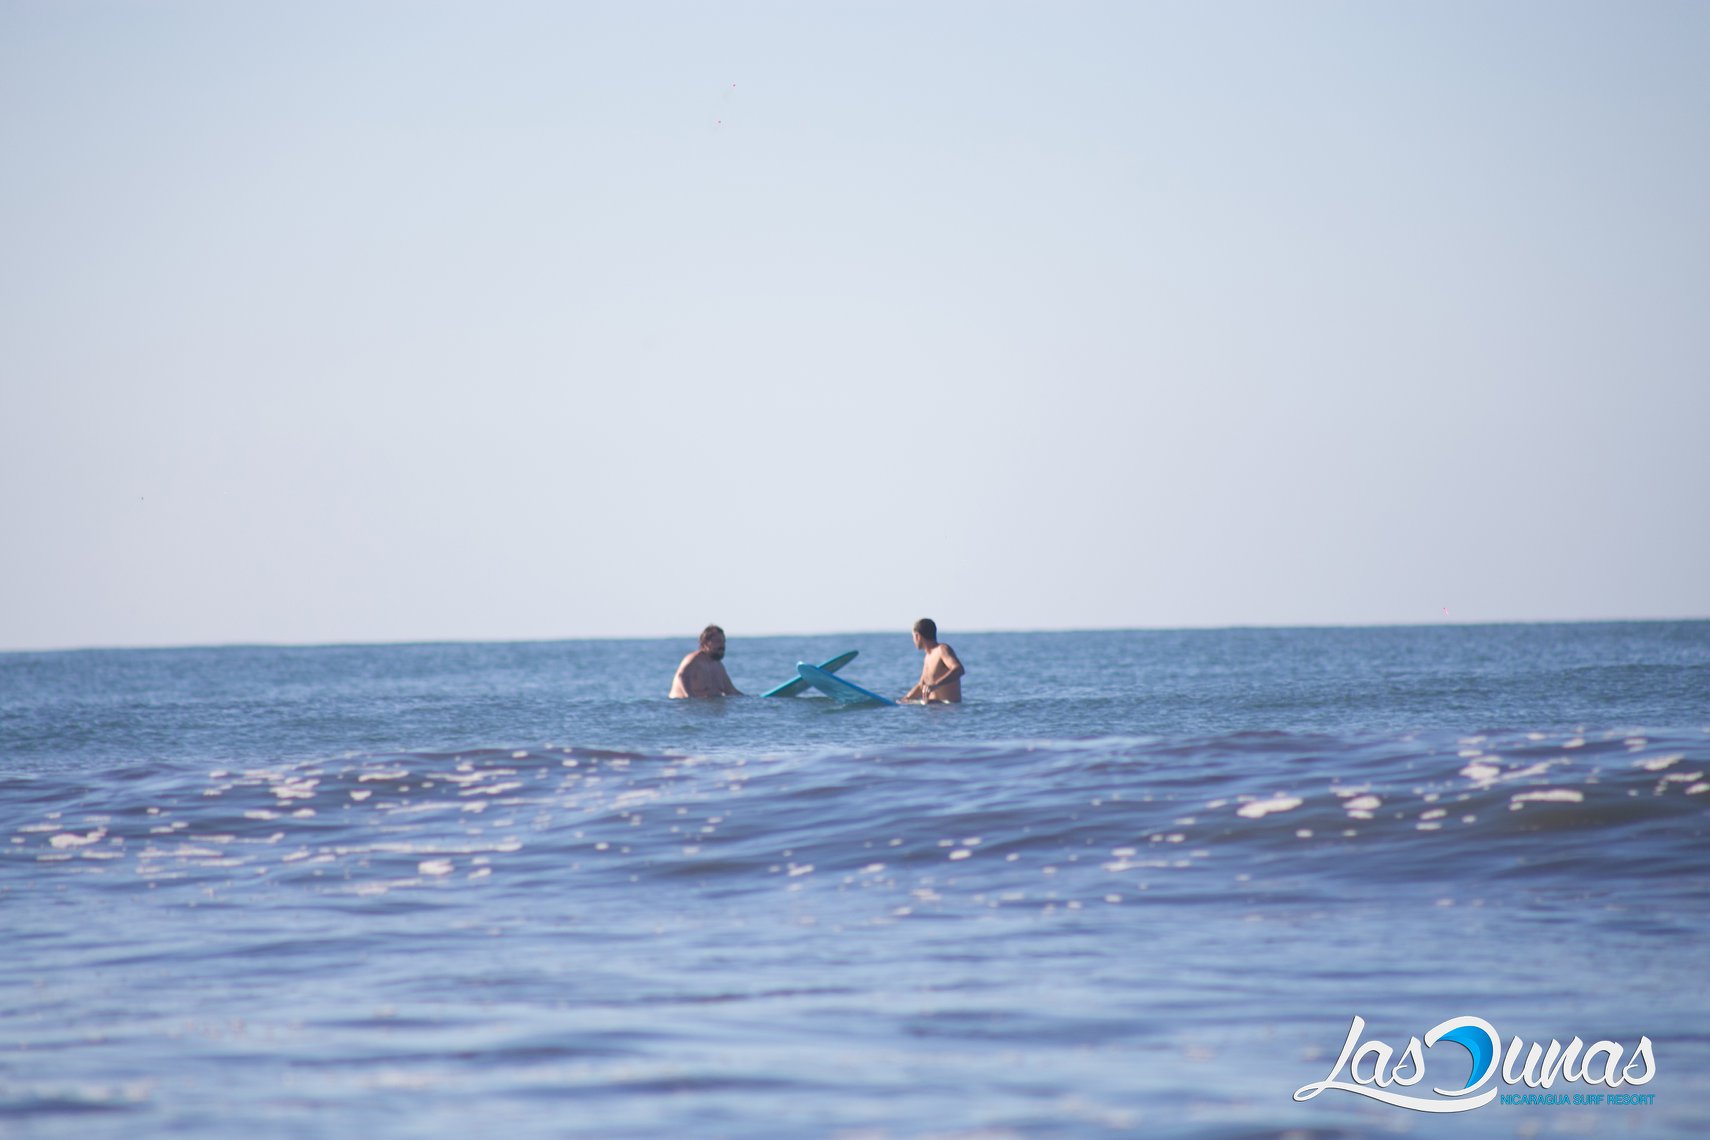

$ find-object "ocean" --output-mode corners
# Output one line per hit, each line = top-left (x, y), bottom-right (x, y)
(2, 622), (1707, 1138)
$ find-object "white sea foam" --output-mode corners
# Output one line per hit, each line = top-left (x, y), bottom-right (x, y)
(1637, 753), (1685, 771)
(49, 828), (107, 849)
(1511, 789), (1585, 806)
(1237, 796), (1302, 819)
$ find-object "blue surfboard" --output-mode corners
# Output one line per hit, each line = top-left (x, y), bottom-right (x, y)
(761, 651), (859, 698)
(795, 662), (895, 706)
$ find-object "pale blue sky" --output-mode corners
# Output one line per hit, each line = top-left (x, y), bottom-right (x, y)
(2, 1), (1707, 650)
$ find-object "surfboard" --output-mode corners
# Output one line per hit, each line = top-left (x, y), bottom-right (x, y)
(795, 662), (895, 706)
(760, 651), (859, 698)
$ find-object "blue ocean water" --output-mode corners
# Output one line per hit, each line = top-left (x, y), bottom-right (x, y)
(2, 623), (1707, 1138)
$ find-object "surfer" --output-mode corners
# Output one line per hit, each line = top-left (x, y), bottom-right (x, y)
(670, 625), (743, 698)
(902, 618), (964, 704)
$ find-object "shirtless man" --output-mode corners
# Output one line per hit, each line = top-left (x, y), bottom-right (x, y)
(901, 618), (964, 704)
(669, 625), (743, 698)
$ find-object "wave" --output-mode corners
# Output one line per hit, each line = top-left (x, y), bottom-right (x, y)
(4, 729), (1705, 912)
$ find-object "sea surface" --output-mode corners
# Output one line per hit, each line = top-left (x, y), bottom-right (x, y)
(2, 623), (1707, 1138)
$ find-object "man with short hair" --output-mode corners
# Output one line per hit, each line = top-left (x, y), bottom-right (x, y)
(902, 618), (964, 704)
(669, 625), (743, 698)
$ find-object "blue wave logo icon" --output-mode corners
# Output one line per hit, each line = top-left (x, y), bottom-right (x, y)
(1433, 1021), (1497, 1091)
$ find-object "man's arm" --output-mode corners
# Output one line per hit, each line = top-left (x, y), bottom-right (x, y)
(714, 661), (743, 697)
(670, 655), (694, 698)
(922, 646), (965, 697)
(902, 658), (933, 702)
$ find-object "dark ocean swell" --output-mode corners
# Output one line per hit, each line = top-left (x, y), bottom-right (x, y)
(7, 728), (1706, 913)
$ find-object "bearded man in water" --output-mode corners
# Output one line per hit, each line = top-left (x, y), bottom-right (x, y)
(669, 625), (743, 698)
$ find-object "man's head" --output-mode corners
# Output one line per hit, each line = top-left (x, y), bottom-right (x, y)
(700, 625), (727, 660)
(912, 618), (936, 649)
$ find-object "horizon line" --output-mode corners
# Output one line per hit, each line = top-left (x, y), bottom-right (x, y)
(4, 614), (1707, 656)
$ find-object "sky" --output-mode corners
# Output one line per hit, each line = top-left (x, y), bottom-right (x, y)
(2, 1), (1707, 651)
